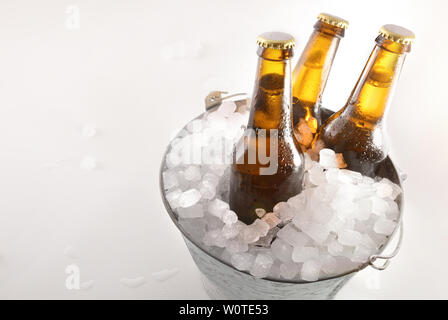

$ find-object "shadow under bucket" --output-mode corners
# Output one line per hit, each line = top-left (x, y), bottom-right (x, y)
(159, 100), (404, 300)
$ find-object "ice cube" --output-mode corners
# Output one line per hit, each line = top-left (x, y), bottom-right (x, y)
(277, 224), (309, 247)
(309, 165), (326, 186)
(242, 226), (260, 244)
(202, 173), (220, 187)
(199, 181), (216, 200)
(300, 260), (321, 282)
(184, 166), (201, 181)
(371, 196), (388, 216)
(385, 199), (400, 220)
(301, 221), (330, 244)
(338, 229), (363, 247)
(275, 201), (296, 222)
(217, 101), (237, 117)
(280, 262), (300, 280)
(163, 170), (179, 190)
(351, 246), (372, 263)
(251, 219), (270, 237)
(255, 227), (279, 247)
(327, 237), (344, 256)
(356, 198), (373, 221)
(177, 203), (204, 219)
(376, 182), (393, 198)
(271, 238), (293, 262)
(373, 218), (397, 235)
(325, 168), (340, 185)
(262, 213), (281, 229)
(292, 246), (319, 263)
(221, 221), (245, 239)
(203, 229), (227, 247)
(226, 238), (249, 253)
(165, 188), (182, 209)
(250, 253), (274, 278)
(319, 148), (338, 169)
(222, 210), (238, 225)
(207, 199), (229, 219)
(338, 169), (362, 184)
(206, 215), (224, 230)
(321, 255), (338, 275)
(178, 189), (201, 208)
(230, 252), (255, 271)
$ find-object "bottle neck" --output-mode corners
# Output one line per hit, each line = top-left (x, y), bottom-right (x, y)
(248, 47), (293, 133)
(345, 36), (409, 124)
(292, 21), (343, 107)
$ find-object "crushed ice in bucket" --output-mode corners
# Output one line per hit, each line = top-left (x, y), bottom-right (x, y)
(161, 101), (401, 282)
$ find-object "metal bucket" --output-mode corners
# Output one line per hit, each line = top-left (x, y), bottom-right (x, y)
(159, 93), (404, 300)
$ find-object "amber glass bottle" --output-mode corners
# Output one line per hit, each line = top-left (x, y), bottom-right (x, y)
(229, 32), (304, 224)
(314, 24), (414, 177)
(292, 13), (348, 149)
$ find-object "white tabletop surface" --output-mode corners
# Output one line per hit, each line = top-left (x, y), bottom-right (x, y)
(0, 0), (446, 299)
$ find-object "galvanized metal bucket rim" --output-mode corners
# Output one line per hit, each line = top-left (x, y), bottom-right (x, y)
(159, 103), (404, 285)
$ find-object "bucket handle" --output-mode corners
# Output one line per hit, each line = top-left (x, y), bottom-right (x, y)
(368, 219), (403, 270)
(205, 91), (247, 110)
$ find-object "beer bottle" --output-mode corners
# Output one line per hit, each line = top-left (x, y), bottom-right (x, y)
(292, 13), (348, 149)
(229, 32), (304, 225)
(314, 25), (414, 176)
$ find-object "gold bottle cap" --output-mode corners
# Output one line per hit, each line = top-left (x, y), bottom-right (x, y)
(379, 24), (415, 44)
(317, 13), (349, 29)
(256, 32), (295, 49)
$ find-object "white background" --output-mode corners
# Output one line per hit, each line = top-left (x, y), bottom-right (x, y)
(0, 0), (446, 299)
